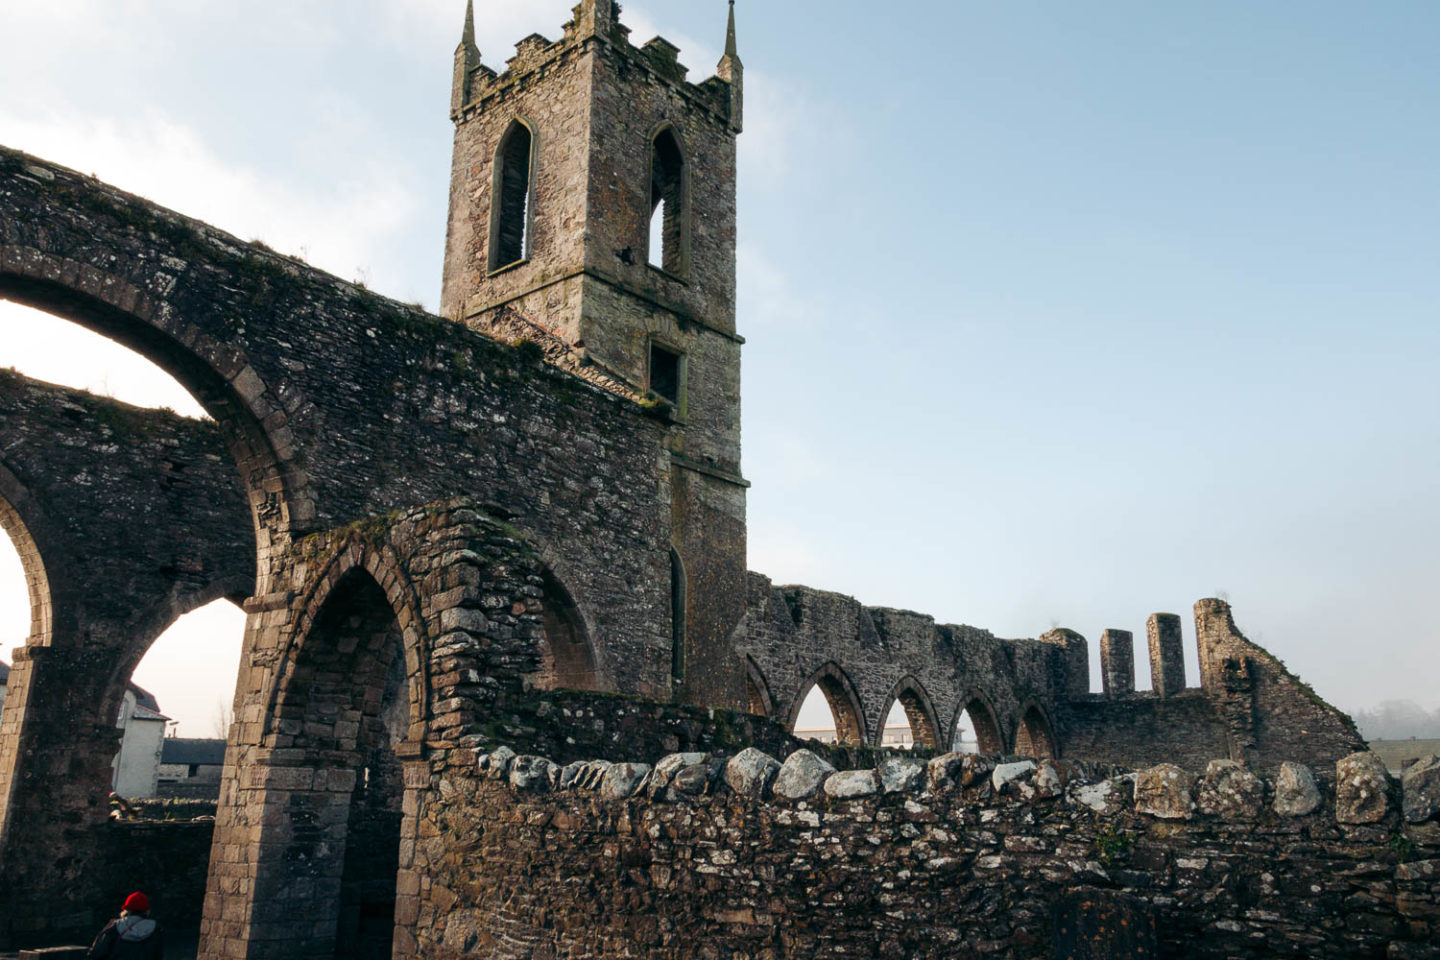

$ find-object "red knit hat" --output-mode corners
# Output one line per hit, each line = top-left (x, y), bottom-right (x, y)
(123, 892), (149, 913)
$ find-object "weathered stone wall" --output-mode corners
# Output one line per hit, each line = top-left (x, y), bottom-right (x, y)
(0, 370), (252, 654)
(736, 575), (1365, 774)
(409, 744), (1440, 959)
(0, 374), (252, 947)
(3, 819), (215, 944)
(736, 571), (1083, 750)
(1061, 693), (1234, 772)
(0, 145), (682, 700)
(93, 821), (215, 932)
(1194, 597), (1368, 771)
(469, 690), (810, 767)
(442, 0), (750, 710)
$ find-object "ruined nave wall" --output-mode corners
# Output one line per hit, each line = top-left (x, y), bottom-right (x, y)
(737, 573), (1366, 773)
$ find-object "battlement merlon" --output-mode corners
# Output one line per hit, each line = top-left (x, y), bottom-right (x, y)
(450, 0), (744, 133)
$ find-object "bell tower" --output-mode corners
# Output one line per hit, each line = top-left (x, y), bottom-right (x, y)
(442, 0), (748, 708)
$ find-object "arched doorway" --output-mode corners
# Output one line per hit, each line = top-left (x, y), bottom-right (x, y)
(271, 566), (414, 959)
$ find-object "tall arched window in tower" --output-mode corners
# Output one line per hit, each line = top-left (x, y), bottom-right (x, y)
(649, 126), (687, 275)
(670, 548), (687, 682)
(489, 119), (535, 271)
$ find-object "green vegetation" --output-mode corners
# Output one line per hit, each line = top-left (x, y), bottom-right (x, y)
(1092, 826), (1133, 867)
(512, 338), (546, 363)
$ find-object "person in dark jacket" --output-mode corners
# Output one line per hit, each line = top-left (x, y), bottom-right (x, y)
(87, 891), (164, 960)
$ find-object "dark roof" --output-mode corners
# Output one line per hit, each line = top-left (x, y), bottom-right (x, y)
(127, 682), (162, 713)
(161, 738), (228, 766)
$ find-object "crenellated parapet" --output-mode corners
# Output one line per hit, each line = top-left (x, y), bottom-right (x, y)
(451, 0), (742, 131)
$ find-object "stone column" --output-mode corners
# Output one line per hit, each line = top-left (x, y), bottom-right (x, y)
(1146, 613), (1185, 697)
(1099, 629), (1135, 698)
(0, 645), (128, 949)
(1038, 628), (1090, 697)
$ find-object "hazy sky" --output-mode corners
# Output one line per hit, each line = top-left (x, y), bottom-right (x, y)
(2, 1), (1438, 737)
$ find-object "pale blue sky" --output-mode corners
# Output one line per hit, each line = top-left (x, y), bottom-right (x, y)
(1, 1), (1437, 734)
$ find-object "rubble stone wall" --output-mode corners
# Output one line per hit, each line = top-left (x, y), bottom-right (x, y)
(409, 745), (1440, 960)
(92, 821), (216, 932)
(0, 375), (252, 947)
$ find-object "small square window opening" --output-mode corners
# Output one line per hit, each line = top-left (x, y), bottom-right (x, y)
(649, 343), (682, 407)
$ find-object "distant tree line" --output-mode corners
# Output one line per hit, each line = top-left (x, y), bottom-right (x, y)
(1351, 700), (1440, 741)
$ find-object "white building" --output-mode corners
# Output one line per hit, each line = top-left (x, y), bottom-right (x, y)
(111, 684), (171, 798)
(3, 659), (173, 797)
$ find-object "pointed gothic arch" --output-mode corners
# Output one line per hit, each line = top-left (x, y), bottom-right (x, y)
(489, 117), (537, 271)
(528, 567), (605, 693)
(949, 690), (1004, 755)
(0, 465), (55, 649)
(269, 561), (414, 958)
(1014, 702), (1058, 759)
(648, 123), (690, 276)
(745, 656), (775, 719)
(878, 676), (942, 749)
(670, 548), (687, 683)
(788, 662), (866, 745)
(268, 539), (430, 748)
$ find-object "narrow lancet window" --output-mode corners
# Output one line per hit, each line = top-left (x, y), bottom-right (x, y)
(649, 127), (686, 274)
(490, 121), (534, 270)
(670, 548), (687, 683)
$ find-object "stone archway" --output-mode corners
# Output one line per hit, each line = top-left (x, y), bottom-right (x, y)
(745, 656), (774, 719)
(788, 662), (866, 746)
(283, 566), (411, 959)
(0, 397), (254, 948)
(950, 692), (1005, 755)
(0, 464), (55, 649)
(199, 502), (562, 960)
(879, 676), (942, 749)
(0, 271), (304, 549)
(1015, 703), (1058, 759)
(201, 534), (431, 960)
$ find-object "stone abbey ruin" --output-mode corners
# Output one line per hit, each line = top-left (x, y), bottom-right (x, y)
(0, 1), (1437, 957)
